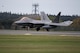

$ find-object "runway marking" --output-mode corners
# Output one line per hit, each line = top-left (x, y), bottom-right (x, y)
(24, 33), (32, 35)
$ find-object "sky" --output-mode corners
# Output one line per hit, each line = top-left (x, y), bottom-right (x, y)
(0, 0), (80, 15)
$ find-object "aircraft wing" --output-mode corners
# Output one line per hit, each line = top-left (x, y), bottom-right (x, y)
(45, 21), (73, 26)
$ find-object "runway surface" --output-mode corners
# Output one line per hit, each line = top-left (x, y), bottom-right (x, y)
(0, 30), (80, 36)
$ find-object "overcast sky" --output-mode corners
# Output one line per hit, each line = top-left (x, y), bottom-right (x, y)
(0, 0), (80, 15)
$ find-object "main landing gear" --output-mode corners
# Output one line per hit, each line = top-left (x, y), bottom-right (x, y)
(36, 27), (40, 31)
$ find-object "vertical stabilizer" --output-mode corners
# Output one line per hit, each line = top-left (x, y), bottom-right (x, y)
(40, 12), (51, 22)
(52, 12), (61, 23)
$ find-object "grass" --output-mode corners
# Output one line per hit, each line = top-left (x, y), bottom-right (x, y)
(0, 35), (80, 53)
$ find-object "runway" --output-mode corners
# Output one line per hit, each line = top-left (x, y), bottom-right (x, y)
(0, 30), (80, 36)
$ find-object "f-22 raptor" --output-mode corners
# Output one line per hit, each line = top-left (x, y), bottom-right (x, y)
(14, 12), (73, 31)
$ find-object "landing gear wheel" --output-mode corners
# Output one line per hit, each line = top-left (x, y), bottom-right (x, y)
(46, 29), (49, 31)
(36, 27), (40, 31)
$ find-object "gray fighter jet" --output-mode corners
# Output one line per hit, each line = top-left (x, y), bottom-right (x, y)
(14, 12), (73, 31)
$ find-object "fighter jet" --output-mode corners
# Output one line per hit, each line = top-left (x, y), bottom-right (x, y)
(14, 12), (73, 31)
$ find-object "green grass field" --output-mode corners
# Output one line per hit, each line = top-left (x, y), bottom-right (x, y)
(0, 35), (80, 53)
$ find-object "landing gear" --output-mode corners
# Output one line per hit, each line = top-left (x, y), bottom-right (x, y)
(46, 29), (50, 31)
(36, 27), (40, 31)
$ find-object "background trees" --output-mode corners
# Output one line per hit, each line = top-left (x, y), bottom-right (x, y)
(70, 17), (80, 30)
(0, 12), (22, 29)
